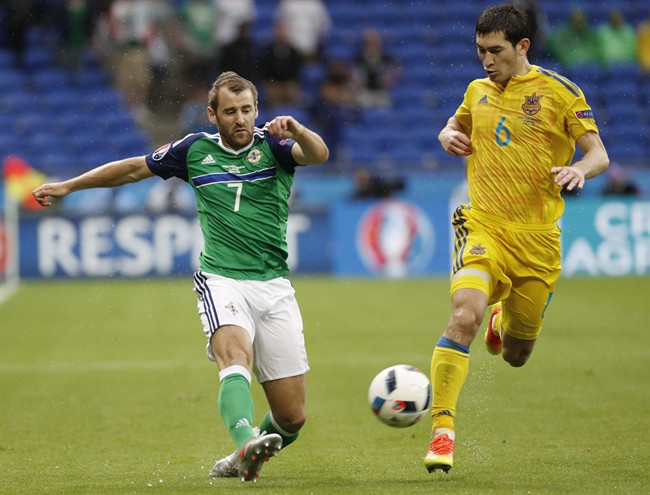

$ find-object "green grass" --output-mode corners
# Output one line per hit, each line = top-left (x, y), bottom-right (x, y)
(1, 276), (649, 494)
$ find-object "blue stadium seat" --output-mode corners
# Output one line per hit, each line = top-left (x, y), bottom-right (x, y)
(80, 89), (125, 112)
(577, 80), (602, 104)
(32, 68), (71, 90)
(23, 46), (54, 68)
(563, 63), (604, 91)
(444, 2), (482, 22)
(27, 133), (65, 156)
(347, 144), (383, 165)
(300, 63), (326, 94)
(360, 107), (393, 126)
(0, 90), (35, 114)
(0, 113), (16, 135)
(49, 114), (77, 137)
(436, 23), (475, 45)
(543, 2), (571, 26)
(111, 130), (150, 156)
(102, 112), (139, 134)
(386, 142), (426, 166)
(72, 69), (110, 90)
(325, 41), (355, 61)
(4, 0), (646, 185)
(604, 142), (645, 162)
(0, 133), (28, 157)
(400, 63), (438, 87)
(608, 62), (642, 82)
(397, 105), (439, 128)
(0, 69), (25, 92)
(328, 3), (363, 25)
(393, 43), (433, 66)
(12, 111), (43, 135)
(439, 44), (475, 67)
(44, 90), (81, 113)
(391, 85), (423, 107)
(258, 105), (312, 128)
(605, 103), (643, 125)
(362, 3), (406, 27)
(79, 148), (122, 168)
(0, 49), (13, 68)
(38, 152), (75, 177)
(602, 79), (639, 102)
(640, 80), (650, 107)
(410, 2), (445, 23)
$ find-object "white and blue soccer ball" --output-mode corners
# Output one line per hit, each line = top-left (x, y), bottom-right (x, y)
(368, 364), (432, 428)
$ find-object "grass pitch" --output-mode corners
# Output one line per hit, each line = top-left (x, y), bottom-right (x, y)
(1, 276), (649, 494)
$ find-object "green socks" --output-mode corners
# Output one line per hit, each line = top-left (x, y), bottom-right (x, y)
(218, 373), (255, 450)
(259, 411), (299, 449)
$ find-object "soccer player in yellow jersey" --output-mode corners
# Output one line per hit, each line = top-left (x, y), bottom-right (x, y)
(424, 5), (609, 474)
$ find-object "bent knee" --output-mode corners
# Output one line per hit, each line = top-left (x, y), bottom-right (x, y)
(501, 334), (536, 367)
(273, 407), (307, 433)
(502, 348), (532, 367)
(275, 411), (306, 434)
(448, 307), (484, 340)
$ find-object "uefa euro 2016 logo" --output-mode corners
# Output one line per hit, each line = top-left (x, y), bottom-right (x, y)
(356, 200), (435, 278)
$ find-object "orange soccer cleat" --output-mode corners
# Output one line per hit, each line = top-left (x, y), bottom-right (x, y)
(424, 429), (455, 473)
(485, 303), (503, 355)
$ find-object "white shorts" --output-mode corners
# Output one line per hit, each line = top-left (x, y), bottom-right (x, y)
(193, 271), (309, 383)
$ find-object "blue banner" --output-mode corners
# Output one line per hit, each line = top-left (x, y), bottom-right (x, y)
(19, 211), (330, 278)
(17, 197), (650, 279)
(561, 198), (650, 276)
(331, 198), (451, 277)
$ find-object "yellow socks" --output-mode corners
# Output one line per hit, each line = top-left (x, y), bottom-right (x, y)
(430, 336), (470, 433)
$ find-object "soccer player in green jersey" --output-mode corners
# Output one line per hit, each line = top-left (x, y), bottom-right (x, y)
(33, 71), (329, 482)
(423, 5), (609, 474)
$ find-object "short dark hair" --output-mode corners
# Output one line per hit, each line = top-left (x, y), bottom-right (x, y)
(208, 71), (258, 111)
(476, 5), (530, 47)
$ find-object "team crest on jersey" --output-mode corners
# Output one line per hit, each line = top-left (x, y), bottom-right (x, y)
(152, 143), (171, 161)
(246, 148), (262, 164)
(522, 93), (543, 116)
(470, 243), (486, 255)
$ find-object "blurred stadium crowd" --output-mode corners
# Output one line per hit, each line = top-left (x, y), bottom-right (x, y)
(1, 0), (648, 209)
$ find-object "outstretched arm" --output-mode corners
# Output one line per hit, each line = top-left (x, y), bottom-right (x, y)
(267, 115), (330, 165)
(32, 156), (154, 207)
(551, 131), (609, 192)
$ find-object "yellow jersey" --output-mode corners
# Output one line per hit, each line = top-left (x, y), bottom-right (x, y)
(454, 65), (599, 225)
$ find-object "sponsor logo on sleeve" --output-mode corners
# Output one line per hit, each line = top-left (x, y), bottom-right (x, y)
(575, 110), (594, 119)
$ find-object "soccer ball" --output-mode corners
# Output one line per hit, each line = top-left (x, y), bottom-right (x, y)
(368, 364), (432, 428)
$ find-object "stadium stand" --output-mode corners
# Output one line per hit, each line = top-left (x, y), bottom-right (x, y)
(0, 0), (647, 211)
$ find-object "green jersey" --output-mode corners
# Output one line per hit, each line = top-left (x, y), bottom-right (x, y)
(145, 126), (302, 280)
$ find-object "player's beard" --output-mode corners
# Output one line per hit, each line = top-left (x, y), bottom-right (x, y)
(221, 125), (253, 151)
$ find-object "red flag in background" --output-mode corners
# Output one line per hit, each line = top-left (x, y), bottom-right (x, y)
(3, 155), (48, 210)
